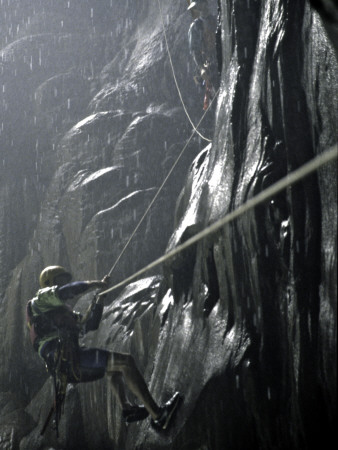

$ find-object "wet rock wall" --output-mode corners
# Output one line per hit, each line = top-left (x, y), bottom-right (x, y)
(0, 1), (212, 448)
(0, 0), (337, 449)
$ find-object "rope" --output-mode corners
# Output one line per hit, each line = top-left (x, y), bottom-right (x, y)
(99, 145), (337, 296)
(105, 0), (219, 277)
(157, 0), (213, 143)
(107, 90), (219, 277)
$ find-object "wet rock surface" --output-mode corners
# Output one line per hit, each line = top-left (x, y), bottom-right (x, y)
(0, 1), (337, 449)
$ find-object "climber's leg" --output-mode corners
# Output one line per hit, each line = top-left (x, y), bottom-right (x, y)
(107, 352), (161, 420)
(110, 371), (132, 410)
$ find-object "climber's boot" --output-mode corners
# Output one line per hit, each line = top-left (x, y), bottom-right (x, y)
(151, 392), (182, 430)
(123, 405), (149, 423)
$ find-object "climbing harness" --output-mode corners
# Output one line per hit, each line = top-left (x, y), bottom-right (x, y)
(41, 334), (80, 437)
(40, 344), (67, 437)
(99, 145), (338, 297)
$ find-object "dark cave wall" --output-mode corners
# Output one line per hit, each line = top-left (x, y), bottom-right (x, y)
(165, 0), (337, 448)
(0, 1), (337, 449)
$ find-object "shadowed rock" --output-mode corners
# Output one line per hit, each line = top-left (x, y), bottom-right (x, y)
(0, 1), (336, 449)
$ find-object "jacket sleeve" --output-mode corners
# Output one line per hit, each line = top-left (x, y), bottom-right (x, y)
(57, 281), (92, 301)
(83, 302), (104, 333)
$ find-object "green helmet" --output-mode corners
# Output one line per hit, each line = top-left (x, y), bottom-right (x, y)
(39, 265), (72, 288)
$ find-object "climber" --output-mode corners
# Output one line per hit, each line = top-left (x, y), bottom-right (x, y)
(26, 265), (181, 431)
(187, 0), (219, 110)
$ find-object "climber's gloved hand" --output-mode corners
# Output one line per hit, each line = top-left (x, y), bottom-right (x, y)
(93, 275), (110, 305)
(91, 275), (110, 289)
(90, 281), (105, 290)
(101, 274), (110, 286)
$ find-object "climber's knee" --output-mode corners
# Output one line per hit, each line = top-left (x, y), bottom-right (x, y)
(106, 352), (135, 374)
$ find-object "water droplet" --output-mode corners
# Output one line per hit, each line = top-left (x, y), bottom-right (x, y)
(267, 386), (271, 400)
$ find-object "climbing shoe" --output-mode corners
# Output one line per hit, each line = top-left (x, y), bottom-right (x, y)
(151, 392), (182, 430)
(123, 405), (149, 423)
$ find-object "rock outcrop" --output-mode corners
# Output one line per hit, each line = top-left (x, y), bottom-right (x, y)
(0, 1), (336, 449)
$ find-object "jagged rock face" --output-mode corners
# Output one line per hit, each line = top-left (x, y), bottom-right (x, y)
(0, 1), (337, 450)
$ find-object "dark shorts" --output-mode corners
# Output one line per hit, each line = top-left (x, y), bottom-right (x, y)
(41, 340), (110, 383)
(73, 347), (110, 382)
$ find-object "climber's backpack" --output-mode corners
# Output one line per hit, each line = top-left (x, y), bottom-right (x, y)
(26, 298), (79, 351)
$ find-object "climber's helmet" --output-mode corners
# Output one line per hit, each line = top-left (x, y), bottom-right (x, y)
(39, 265), (72, 288)
(187, 0), (208, 12)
